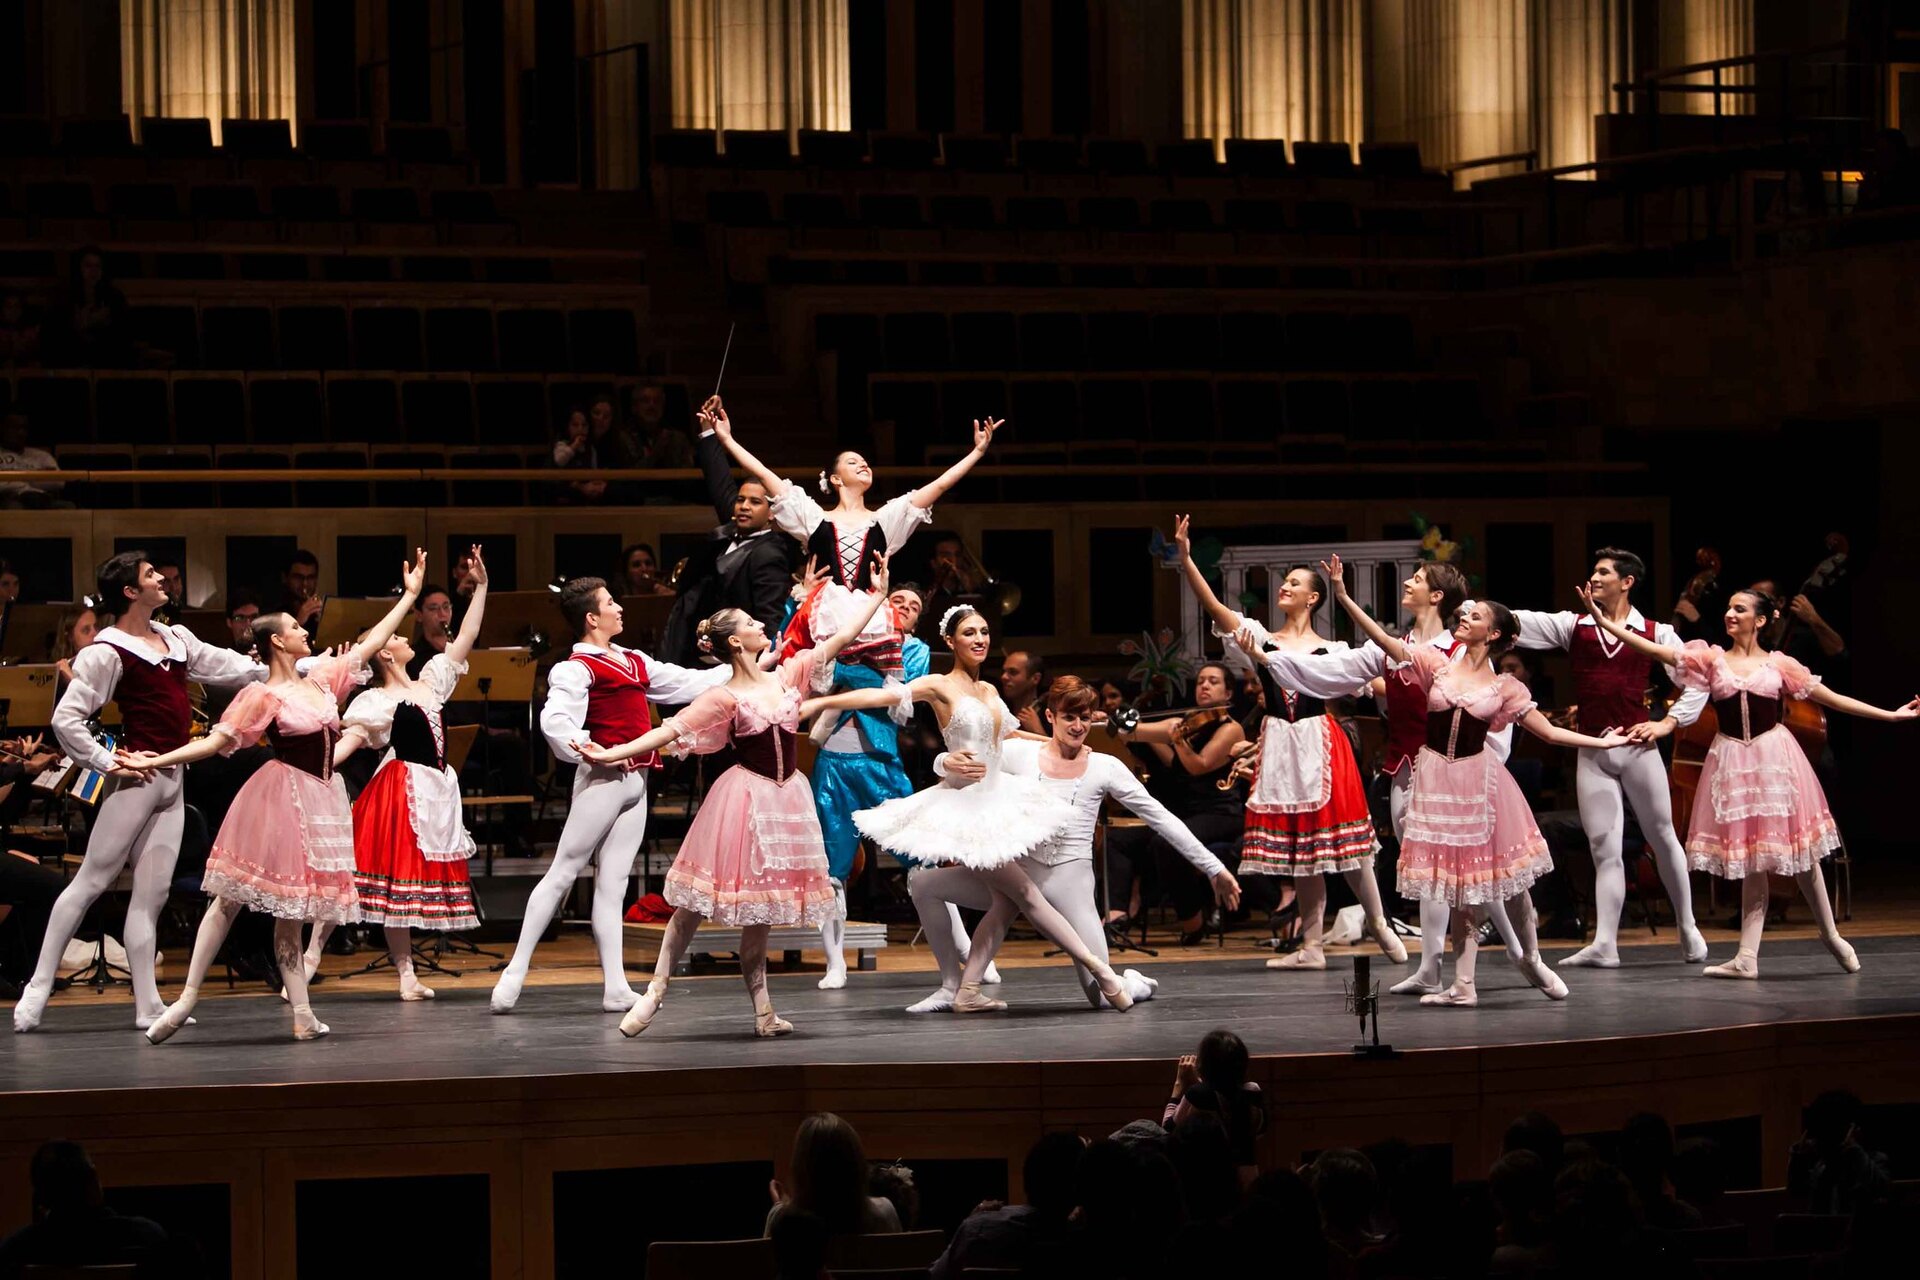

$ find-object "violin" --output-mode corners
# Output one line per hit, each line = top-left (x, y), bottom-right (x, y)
(1173, 705), (1232, 743)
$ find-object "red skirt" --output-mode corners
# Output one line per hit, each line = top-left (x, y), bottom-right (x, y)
(1240, 719), (1378, 877)
(350, 761), (479, 931)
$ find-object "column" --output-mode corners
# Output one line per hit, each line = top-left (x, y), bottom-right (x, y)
(1394, 0), (1530, 181)
(671, 0), (849, 139)
(120, 0), (299, 144)
(1665, 0), (1754, 116)
(1182, 0), (1365, 160)
(1530, 0), (1628, 171)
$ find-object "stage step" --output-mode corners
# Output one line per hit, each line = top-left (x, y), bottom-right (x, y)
(624, 920), (887, 976)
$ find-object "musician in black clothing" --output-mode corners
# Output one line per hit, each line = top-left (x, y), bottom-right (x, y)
(660, 395), (797, 667)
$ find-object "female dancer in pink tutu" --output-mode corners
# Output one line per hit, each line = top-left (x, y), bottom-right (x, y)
(294, 545), (492, 1000)
(127, 550), (429, 1042)
(1293, 556), (1637, 1006)
(574, 557), (896, 1039)
(1579, 584), (1917, 978)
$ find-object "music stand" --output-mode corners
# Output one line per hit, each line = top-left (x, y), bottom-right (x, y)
(0, 664), (62, 731)
(614, 594), (676, 654)
(175, 608), (233, 649)
(473, 591), (563, 653)
(0, 604), (71, 664)
(314, 597), (403, 651)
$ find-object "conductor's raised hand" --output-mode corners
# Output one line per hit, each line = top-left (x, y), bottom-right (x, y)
(699, 394), (731, 440)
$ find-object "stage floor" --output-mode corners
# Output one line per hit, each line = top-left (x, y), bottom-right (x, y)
(6, 935), (1916, 1096)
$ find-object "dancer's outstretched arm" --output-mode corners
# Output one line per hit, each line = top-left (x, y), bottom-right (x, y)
(705, 401), (790, 499)
(1519, 709), (1630, 751)
(1805, 684), (1920, 723)
(346, 549), (427, 670)
(1319, 553), (1408, 664)
(1576, 584), (1682, 665)
(445, 545), (488, 666)
(1172, 514), (1245, 638)
(905, 417), (1000, 506)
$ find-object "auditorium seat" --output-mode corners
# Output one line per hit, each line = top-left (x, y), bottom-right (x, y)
(327, 373), (400, 441)
(1284, 377), (1351, 436)
(654, 129), (718, 167)
(1219, 311), (1285, 371)
(1292, 141), (1356, 177)
(784, 191), (853, 228)
(942, 134), (1010, 171)
(1359, 141), (1426, 178)
(929, 194), (995, 230)
(92, 373), (170, 441)
(0, 116), (53, 156)
(293, 444), (370, 506)
(883, 313), (949, 371)
(214, 444), (294, 506)
(426, 306), (497, 372)
(24, 180), (96, 218)
(1225, 138), (1293, 177)
(1156, 139), (1218, 175)
(385, 123), (456, 165)
(1018, 313), (1085, 370)
(1005, 196), (1071, 231)
(280, 305), (352, 370)
(1078, 196), (1140, 231)
(859, 193), (924, 229)
(302, 119), (376, 162)
(498, 307), (569, 373)
(1085, 137), (1149, 174)
(141, 116), (213, 158)
(1149, 377), (1213, 440)
(221, 118), (294, 160)
(950, 312), (1018, 371)
(1150, 312), (1221, 369)
(202, 305), (276, 370)
(12, 373), (91, 440)
(370, 444), (446, 507)
(1082, 312), (1150, 372)
(721, 129), (791, 168)
(354, 306), (425, 370)
(1016, 136), (1082, 173)
(448, 446), (528, 505)
(1216, 378), (1282, 442)
(352, 186), (425, 223)
(567, 309), (639, 374)
(473, 375), (546, 445)
(250, 373), (326, 439)
(1008, 377), (1078, 443)
(137, 444), (215, 506)
(870, 132), (938, 170)
(798, 128), (867, 168)
(128, 303), (201, 368)
(400, 375), (475, 443)
(59, 116), (135, 156)
(1224, 197), (1290, 232)
(1081, 377), (1149, 440)
(172, 374), (247, 445)
(1285, 311), (1350, 370)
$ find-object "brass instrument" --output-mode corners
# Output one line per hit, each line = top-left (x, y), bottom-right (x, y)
(942, 537), (1021, 617)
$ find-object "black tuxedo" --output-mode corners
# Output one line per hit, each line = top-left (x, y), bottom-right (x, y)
(662, 431), (796, 665)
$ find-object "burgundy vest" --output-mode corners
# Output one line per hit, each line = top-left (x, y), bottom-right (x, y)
(1569, 616), (1657, 735)
(1383, 636), (1461, 774)
(574, 649), (659, 770)
(110, 642), (194, 755)
(268, 723), (335, 780)
(734, 716), (799, 784)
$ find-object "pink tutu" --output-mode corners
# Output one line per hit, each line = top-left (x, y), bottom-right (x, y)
(1687, 724), (1839, 878)
(1396, 747), (1554, 906)
(664, 764), (837, 927)
(204, 759), (361, 923)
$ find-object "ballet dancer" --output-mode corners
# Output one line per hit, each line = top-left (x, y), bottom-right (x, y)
(135, 550), (428, 1042)
(297, 545), (493, 1000)
(1512, 549), (1711, 967)
(1172, 517), (1407, 971)
(914, 675), (1242, 1011)
(575, 558), (895, 1038)
(490, 578), (732, 1014)
(15, 551), (265, 1033)
(1245, 559), (1515, 996)
(1578, 584), (1917, 978)
(851, 606), (1136, 1013)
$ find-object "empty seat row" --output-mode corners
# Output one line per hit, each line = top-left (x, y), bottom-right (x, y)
(770, 251), (1454, 293)
(0, 179), (506, 224)
(868, 372), (1483, 448)
(817, 309), (1419, 375)
(0, 243), (641, 290)
(0, 115), (461, 166)
(0, 371), (694, 448)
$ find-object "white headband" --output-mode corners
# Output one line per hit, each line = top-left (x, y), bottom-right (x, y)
(938, 605), (974, 636)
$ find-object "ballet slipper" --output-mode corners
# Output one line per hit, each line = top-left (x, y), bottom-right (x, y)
(1266, 948), (1326, 971)
(954, 982), (1007, 1013)
(1094, 967), (1133, 1012)
(1390, 973), (1445, 996)
(1514, 952), (1570, 1001)
(817, 964), (848, 991)
(1680, 922), (1710, 964)
(143, 987), (201, 1045)
(291, 1003), (330, 1041)
(1369, 916), (1410, 964)
(619, 980), (668, 1038)
(753, 1005), (795, 1038)
(1558, 943), (1620, 969)
(602, 987), (640, 1013)
(133, 1009), (194, 1031)
(12, 979), (52, 1032)
(982, 961), (1002, 985)
(1703, 950), (1759, 980)
(399, 976), (436, 1001)
(489, 971), (524, 1014)
(1122, 969), (1158, 1002)
(906, 988), (957, 1014)
(1821, 933), (1861, 974)
(1419, 980), (1477, 1008)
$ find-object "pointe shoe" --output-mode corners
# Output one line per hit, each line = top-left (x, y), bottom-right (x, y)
(906, 988), (957, 1014)
(11, 979), (53, 1033)
(1822, 933), (1861, 974)
(1419, 980), (1478, 1008)
(1559, 943), (1620, 969)
(144, 996), (198, 1044)
(1703, 951), (1759, 980)
(1369, 916), (1410, 964)
(1095, 969), (1134, 1012)
(817, 963), (848, 991)
(619, 981), (667, 1038)
(1122, 969), (1158, 1002)
(1266, 948), (1326, 971)
(1515, 952), (1570, 1001)
(399, 979), (436, 1001)
(754, 1006), (795, 1038)
(133, 1009), (194, 1031)
(954, 982), (1007, 1013)
(291, 1004), (330, 1041)
(602, 988), (640, 1013)
(1390, 972), (1444, 996)
(489, 971), (524, 1014)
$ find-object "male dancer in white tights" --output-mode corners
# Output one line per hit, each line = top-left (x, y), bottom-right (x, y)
(14, 551), (263, 1032)
(1513, 548), (1710, 967)
(490, 577), (727, 1014)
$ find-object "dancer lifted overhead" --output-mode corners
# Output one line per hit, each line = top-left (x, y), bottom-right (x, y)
(15, 551), (264, 1033)
(490, 577), (730, 1015)
(1171, 517), (1407, 972)
(1512, 549), (1711, 968)
(576, 556), (896, 1039)
(134, 550), (429, 1043)
(1578, 583), (1916, 979)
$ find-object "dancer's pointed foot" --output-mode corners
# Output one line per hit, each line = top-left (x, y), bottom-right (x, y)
(1094, 967), (1133, 1012)
(753, 1005), (794, 1038)
(133, 1009), (194, 1031)
(601, 987), (639, 1013)
(489, 971), (524, 1014)
(1821, 932), (1861, 974)
(1558, 943), (1620, 969)
(1680, 922), (1710, 963)
(1369, 916), (1409, 964)
(620, 981), (667, 1038)
(1419, 979), (1478, 1007)
(11, 979), (51, 1032)
(144, 999), (197, 1044)
(291, 1004), (330, 1041)
(1515, 952), (1570, 1000)
(1121, 969), (1158, 1003)
(1703, 951), (1759, 980)
(1266, 947), (1326, 971)
(954, 982), (1007, 1013)
(399, 976), (436, 1001)
(1390, 972), (1445, 996)
(906, 987), (956, 1014)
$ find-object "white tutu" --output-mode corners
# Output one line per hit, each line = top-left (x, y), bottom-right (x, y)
(852, 692), (1072, 870)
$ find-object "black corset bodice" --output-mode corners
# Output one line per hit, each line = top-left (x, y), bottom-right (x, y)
(390, 701), (447, 769)
(1713, 691), (1783, 743)
(1257, 645), (1328, 723)
(1424, 707), (1492, 761)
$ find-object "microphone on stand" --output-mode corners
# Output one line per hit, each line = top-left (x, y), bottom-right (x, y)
(1344, 953), (1394, 1059)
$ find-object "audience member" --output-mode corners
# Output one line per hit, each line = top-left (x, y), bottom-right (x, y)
(1551, 1157), (1647, 1278)
(999, 649), (1046, 733)
(1788, 1088), (1892, 1214)
(1617, 1111), (1701, 1230)
(930, 1132), (1085, 1279)
(0, 1140), (180, 1277)
(1487, 1149), (1555, 1275)
(1163, 1029), (1266, 1180)
(631, 380), (694, 469)
(0, 413), (67, 509)
(53, 246), (129, 368)
(620, 542), (675, 597)
(1310, 1147), (1382, 1266)
(279, 548), (323, 627)
(867, 1161), (919, 1233)
(1503, 1111), (1567, 1174)
(0, 289), (41, 369)
(550, 405), (606, 504)
(1233, 1168), (1329, 1277)
(155, 559), (186, 609)
(768, 1209), (829, 1280)
(1359, 1147), (1465, 1279)
(1671, 1136), (1732, 1227)
(1098, 677), (1129, 715)
(765, 1113), (901, 1239)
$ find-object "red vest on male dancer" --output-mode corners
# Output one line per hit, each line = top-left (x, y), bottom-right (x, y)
(1568, 617), (1658, 736)
(1381, 635), (1463, 774)
(108, 644), (195, 754)
(570, 647), (660, 770)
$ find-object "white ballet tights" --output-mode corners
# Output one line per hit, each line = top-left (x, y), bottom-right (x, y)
(958, 863), (1118, 992)
(817, 878), (848, 989)
(1290, 865), (1394, 955)
(1714, 869), (1853, 975)
(301, 922), (431, 997)
(153, 899), (325, 1036)
(1570, 745), (1705, 962)
(495, 766), (650, 1006)
(18, 769), (184, 1027)
(638, 908), (777, 1021)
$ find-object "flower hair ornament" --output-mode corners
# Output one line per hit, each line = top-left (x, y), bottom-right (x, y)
(1457, 598), (1478, 616)
(817, 470), (831, 494)
(938, 605), (974, 636)
(694, 617), (715, 653)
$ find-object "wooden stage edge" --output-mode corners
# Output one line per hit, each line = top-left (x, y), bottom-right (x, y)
(4, 1009), (1920, 1280)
